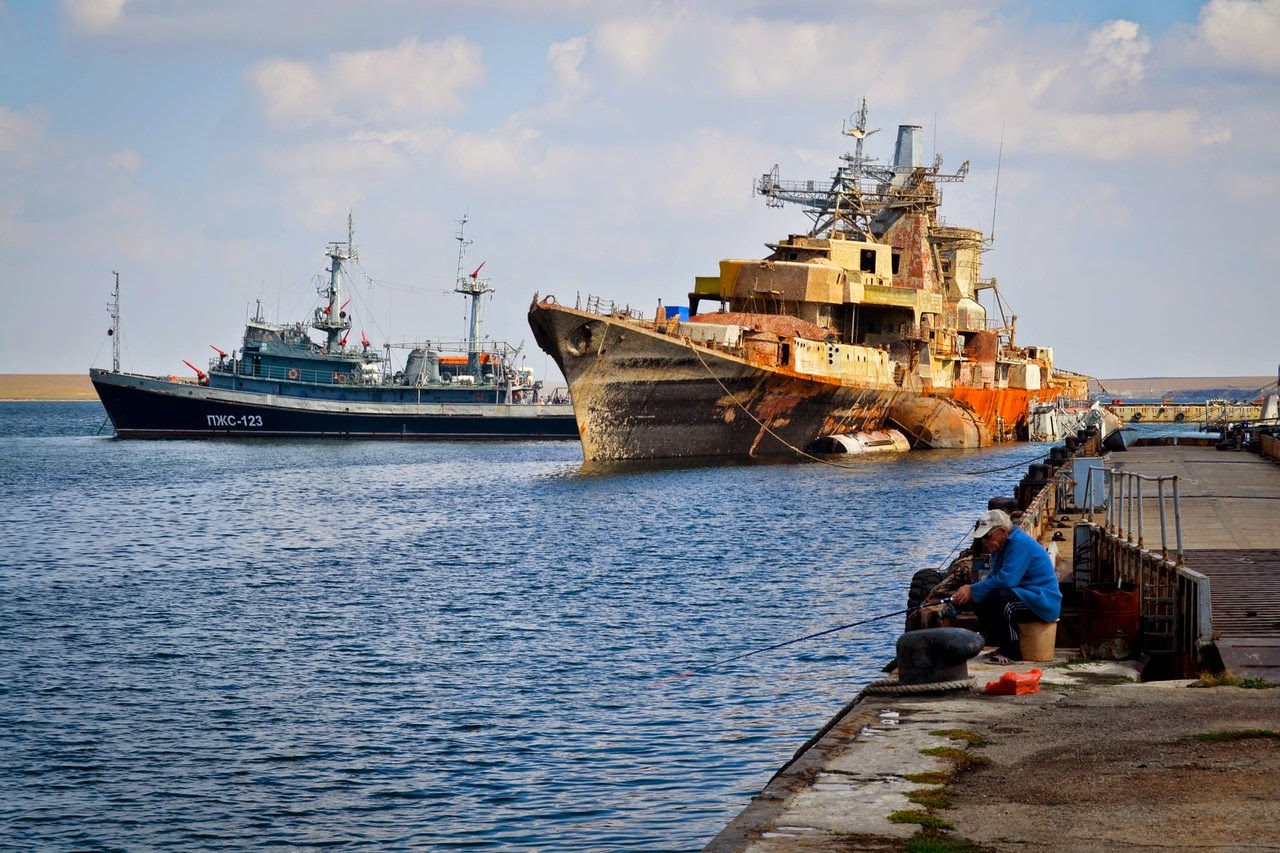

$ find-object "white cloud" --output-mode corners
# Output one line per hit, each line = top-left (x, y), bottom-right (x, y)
(108, 148), (144, 175)
(249, 35), (485, 131)
(547, 36), (590, 105)
(1197, 0), (1280, 73)
(446, 126), (545, 181)
(1084, 20), (1151, 89)
(61, 0), (126, 33)
(0, 106), (43, 162)
(594, 15), (679, 78)
(348, 128), (453, 153)
(716, 20), (829, 96)
(1221, 168), (1280, 201)
(259, 137), (410, 229)
(1019, 108), (1214, 162)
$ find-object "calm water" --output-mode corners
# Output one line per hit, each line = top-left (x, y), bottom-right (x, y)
(0, 402), (1049, 851)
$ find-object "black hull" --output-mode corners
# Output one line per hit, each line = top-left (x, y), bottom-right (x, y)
(91, 369), (579, 441)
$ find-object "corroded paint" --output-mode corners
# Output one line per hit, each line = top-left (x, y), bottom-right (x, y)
(945, 385), (1038, 439)
(527, 109), (1072, 462)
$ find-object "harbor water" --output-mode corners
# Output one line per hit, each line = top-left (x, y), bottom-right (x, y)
(2, 402), (1051, 851)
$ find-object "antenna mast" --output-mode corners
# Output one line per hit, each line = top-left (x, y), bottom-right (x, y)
(109, 271), (121, 372)
(454, 215), (493, 381)
(989, 125), (1004, 246)
(317, 217), (356, 352)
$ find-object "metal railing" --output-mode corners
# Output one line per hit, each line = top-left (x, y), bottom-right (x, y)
(1082, 467), (1184, 564)
(1073, 465), (1211, 676)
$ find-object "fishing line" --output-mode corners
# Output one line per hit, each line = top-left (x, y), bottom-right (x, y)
(648, 600), (951, 689)
(960, 448), (1050, 476)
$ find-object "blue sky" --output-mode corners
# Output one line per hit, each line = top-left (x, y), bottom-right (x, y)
(1, 0), (1276, 380)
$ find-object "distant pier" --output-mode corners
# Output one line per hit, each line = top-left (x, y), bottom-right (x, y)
(1103, 401), (1261, 423)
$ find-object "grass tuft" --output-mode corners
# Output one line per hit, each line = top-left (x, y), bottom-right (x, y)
(888, 810), (954, 831)
(905, 770), (954, 785)
(906, 787), (952, 810)
(906, 836), (991, 853)
(929, 728), (985, 745)
(921, 745), (991, 771)
(1192, 672), (1276, 689)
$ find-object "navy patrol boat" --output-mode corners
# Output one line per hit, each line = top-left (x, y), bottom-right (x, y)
(90, 218), (577, 440)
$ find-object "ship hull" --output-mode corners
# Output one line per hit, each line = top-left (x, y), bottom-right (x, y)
(90, 369), (579, 440)
(529, 302), (918, 460)
(528, 301), (1040, 461)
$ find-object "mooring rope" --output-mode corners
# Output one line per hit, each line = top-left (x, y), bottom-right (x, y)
(683, 337), (854, 467)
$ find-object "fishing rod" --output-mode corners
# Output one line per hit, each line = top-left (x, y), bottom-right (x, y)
(650, 524), (977, 688)
(649, 598), (954, 688)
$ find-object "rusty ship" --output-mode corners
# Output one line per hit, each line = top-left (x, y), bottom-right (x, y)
(528, 102), (1085, 461)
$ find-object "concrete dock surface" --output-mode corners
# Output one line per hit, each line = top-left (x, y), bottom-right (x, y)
(708, 440), (1280, 851)
(1104, 442), (1280, 680)
(706, 657), (1280, 851)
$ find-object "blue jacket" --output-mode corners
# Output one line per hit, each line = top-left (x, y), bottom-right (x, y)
(971, 527), (1062, 622)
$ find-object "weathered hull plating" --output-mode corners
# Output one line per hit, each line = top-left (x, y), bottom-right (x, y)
(91, 368), (579, 440)
(528, 301), (1018, 461)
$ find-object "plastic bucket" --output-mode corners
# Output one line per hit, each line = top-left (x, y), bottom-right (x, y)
(1019, 620), (1058, 662)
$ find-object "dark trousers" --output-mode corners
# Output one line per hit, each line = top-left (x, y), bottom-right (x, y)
(974, 588), (1036, 659)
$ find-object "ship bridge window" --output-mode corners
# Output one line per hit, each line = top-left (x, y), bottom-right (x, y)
(787, 251), (799, 260)
(860, 249), (876, 273)
(891, 251), (901, 275)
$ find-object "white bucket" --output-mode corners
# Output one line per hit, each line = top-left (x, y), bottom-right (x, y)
(1020, 620), (1058, 662)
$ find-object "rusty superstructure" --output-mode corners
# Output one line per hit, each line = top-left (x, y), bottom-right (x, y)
(529, 103), (1084, 461)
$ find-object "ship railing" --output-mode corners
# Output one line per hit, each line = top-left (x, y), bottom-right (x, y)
(579, 293), (645, 321)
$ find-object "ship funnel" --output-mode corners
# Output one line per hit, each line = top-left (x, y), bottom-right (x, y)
(892, 125), (924, 187)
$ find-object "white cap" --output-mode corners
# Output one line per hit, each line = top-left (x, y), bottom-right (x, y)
(973, 509), (1013, 539)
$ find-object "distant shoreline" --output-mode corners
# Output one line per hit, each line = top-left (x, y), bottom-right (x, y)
(0, 374), (98, 401)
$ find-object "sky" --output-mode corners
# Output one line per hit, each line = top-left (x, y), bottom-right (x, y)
(1, 0), (1277, 382)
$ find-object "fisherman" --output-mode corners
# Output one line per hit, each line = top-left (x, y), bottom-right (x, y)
(951, 509), (1061, 664)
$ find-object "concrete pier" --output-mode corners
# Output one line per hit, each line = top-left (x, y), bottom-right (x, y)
(1103, 402), (1261, 423)
(706, 438), (1280, 852)
(1103, 441), (1280, 679)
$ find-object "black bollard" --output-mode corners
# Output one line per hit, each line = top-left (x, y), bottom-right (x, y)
(896, 627), (984, 685)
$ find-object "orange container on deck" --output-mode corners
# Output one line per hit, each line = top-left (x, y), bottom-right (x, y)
(985, 669), (1043, 695)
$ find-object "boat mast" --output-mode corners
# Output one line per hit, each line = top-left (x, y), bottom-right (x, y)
(755, 99), (969, 239)
(315, 214), (356, 352)
(109, 271), (121, 372)
(454, 215), (493, 381)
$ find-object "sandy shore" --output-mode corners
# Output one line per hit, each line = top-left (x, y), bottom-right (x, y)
(0, 374), (98, 401)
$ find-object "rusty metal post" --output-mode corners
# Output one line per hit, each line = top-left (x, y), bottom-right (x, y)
(1172, 476), (1184, 566)
(1157, 478), (1169, 561)
(1124, 473), (1134, 544)
(1136, 476), (1144, 550)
